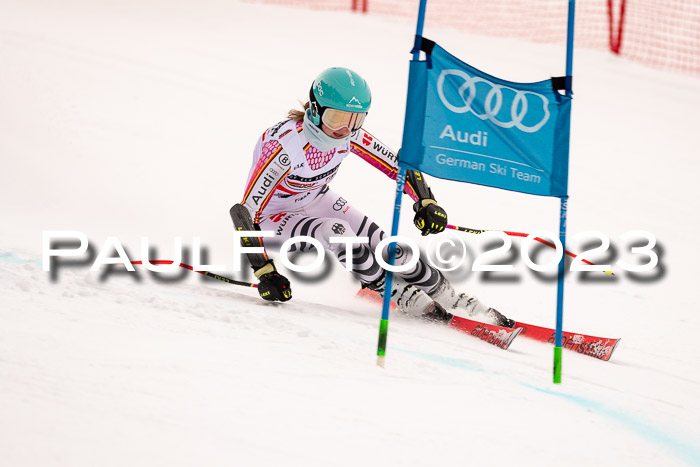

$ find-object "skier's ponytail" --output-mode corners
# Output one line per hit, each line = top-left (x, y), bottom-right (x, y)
(288, 101), (310, 122)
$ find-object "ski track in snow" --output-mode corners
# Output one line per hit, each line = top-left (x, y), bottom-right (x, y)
(1, 251), (699, 466)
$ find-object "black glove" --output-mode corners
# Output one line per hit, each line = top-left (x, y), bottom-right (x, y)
(255, 261), (292, 302)
(413, 199), (448, 236)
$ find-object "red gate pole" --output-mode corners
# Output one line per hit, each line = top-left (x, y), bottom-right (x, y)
(607, 0), (627, 54)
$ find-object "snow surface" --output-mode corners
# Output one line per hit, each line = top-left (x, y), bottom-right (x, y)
(1, 0), (699, 465)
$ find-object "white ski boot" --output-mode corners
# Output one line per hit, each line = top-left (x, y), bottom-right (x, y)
(428, 275), (515, 328)
(362, 276), (453, 323)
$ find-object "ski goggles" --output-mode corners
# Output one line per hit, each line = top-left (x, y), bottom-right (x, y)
(321, 108), (367, 132)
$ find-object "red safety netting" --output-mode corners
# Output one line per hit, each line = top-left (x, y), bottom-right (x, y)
(244, 0), (700, 76)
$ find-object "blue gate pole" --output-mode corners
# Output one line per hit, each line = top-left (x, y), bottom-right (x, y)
(553, 197), (568, 383)
(554, 0), (576, 383)
(377, 0), (429, 367)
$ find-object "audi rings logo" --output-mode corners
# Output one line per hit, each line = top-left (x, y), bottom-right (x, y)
(332, 197), (348, 211)
(436, 70), (550, 133)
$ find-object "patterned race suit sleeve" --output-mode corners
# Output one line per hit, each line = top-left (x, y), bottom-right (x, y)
(240, 137), (292, 262)
(241, 138), (291, 223)
(349, 128), (435, 202)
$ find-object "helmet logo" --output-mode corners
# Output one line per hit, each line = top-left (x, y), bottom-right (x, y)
(347, 96), (363, 109)
(345, 70), (356, 86)
(316, 82), (324, 96)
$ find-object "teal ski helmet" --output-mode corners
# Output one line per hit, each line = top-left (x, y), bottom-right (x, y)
(308, 67), (372, 128)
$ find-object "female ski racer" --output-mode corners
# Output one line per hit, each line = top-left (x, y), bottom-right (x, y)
(231, 67), (514, 328)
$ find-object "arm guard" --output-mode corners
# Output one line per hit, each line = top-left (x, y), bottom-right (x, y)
(229, 203), (269, 271)
(405, 169), (436, 203)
